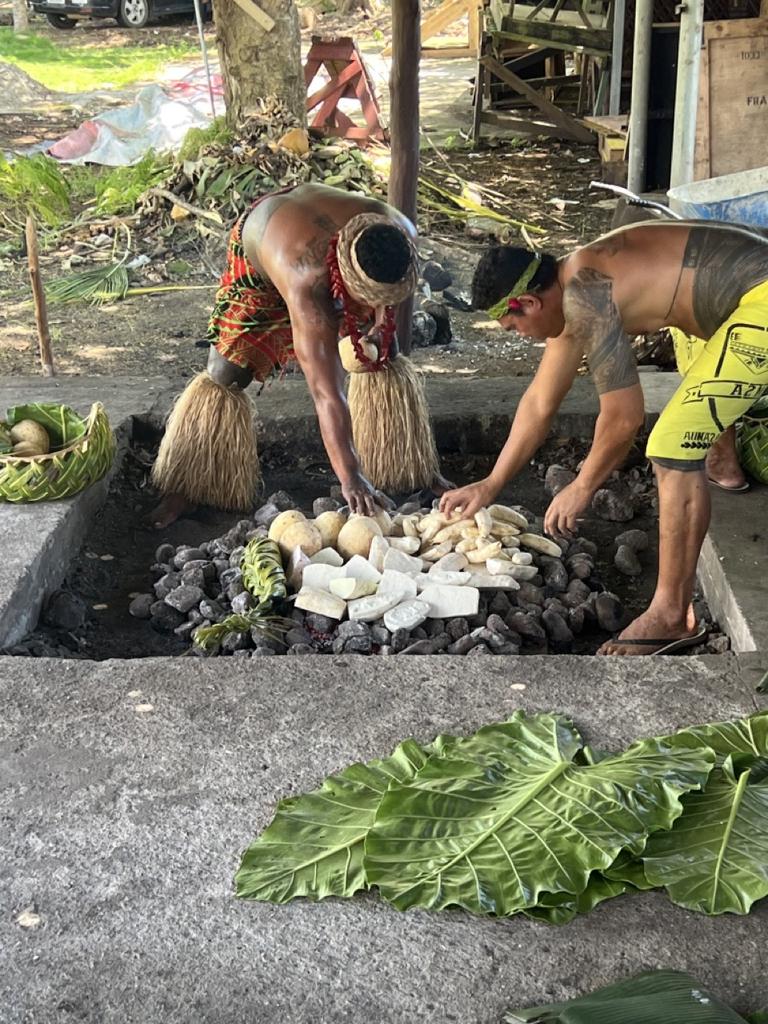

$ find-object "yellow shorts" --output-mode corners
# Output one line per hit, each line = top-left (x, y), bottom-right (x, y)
(646, 279), (768, 469)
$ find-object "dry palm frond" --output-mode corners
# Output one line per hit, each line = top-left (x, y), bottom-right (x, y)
(47, 222), (133, 306)
(46, 261), (130, 305)
(418, 175), (545, 234)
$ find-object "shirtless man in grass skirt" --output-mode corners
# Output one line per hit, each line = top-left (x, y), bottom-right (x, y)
(152, 183), (448, 528)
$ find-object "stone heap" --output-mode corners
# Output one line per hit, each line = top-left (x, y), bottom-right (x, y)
(130, 492), (629, 657)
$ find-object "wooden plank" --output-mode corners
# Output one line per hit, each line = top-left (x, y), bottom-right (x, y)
(481, 54), (595, 141)
(25, 216), (54, 378)
(693, 18), (768, 180)
(469, 0), (481, 52)
(306, 60), (361, 111)
(480, 111), (573, 138)
(493, 17), (611, 56)
(421, 0), (468, 40)
(472, 53), (486, 143)
(582, 113), (628, 135)
(249, 1), (274, 30)
(422, 46), (477, 58)
(228, 0), (274, 31)
(489, 0), (506, 33)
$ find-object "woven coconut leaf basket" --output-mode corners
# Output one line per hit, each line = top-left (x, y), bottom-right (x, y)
(738, 396), (768, 486)
(0, 401), (114, 503)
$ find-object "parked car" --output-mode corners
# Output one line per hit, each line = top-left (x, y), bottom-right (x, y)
(28, 0), (210, 30)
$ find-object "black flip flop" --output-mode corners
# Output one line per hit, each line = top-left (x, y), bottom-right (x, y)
(606, 626), (708, 656)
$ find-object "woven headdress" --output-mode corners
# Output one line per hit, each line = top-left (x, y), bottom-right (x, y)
(335, 213), (418, 307)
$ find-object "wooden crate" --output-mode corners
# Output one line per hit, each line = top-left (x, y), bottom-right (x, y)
(694, 16), (768, 179)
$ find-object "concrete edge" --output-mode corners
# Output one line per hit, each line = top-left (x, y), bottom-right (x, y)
(0, 422), (132, 649)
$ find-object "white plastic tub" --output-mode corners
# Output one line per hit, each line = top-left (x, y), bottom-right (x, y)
(667, 166), (768, 227)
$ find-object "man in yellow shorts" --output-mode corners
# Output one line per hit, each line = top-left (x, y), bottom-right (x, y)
(669, 327), (751, 491)
(439, 221), (768, 655)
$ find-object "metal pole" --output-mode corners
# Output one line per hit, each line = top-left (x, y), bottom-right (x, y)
(626, 0), (652, 194)
(193, 0), (217, 119)
(609, 0), (626, 115)
(669, 0), (704, 193)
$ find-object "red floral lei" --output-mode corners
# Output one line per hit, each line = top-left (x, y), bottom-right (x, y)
(326, 234), (396, 372)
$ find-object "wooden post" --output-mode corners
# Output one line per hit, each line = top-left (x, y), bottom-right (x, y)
(388, 0), (421, 355)
(25, 216), (55, 378)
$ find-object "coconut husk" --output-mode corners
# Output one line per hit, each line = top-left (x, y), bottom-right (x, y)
(347, 354), (440, 493)
(151, 371), (258, 510)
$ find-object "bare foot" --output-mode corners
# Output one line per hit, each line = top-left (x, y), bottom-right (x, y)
(148, 492), (195, 530)
(598, 604), (700, 656)
(706, 428), (747, 490)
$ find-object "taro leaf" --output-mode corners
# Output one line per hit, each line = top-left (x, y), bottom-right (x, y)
(666, 712), (768, 763)
(7, 403), (86, 447)
(642, 754), (768, 915)
(235, 736), (454, 903)
(522, 871), (631, 926)
(603, 846), (655, 891)
(504, 969), (749, 1024)
(364, 713), (714, 917)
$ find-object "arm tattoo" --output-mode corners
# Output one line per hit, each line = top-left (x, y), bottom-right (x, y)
(563, 268), (639, 395)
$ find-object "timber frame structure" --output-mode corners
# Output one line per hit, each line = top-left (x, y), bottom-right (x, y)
(472, 0), (608, 142)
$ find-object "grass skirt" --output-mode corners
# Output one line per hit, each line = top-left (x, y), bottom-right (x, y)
(151, 371), (258, 510)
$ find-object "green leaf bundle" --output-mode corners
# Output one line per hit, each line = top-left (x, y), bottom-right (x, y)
(194, 537), (289, 652)
(505, 969), (750, 1023)
(235, 710), (768, 923)
(6, 403), (86, 447)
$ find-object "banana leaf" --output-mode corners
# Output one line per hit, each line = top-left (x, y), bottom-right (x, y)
(7, 403), (86, 447)
(364, 713), (714, 916)
(504, 970), (749, 1024)
(641, 753), (768, 915)
(0, 423), (11, 455)
(235, 735), (454, 903)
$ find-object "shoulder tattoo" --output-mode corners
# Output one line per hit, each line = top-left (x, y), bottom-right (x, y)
(563, 268), (639, 395)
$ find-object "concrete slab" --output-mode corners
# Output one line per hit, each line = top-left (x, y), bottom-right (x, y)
(0, 371), (680, 460)
(698, 484), (768, 652)
(1, 655), (766, 1023)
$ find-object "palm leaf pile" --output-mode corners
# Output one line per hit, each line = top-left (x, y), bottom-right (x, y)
(136, 98), (385, 232)
(235, 709), (768, 922)
(193, 537), (291, 652)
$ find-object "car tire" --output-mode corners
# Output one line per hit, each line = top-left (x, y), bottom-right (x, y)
(117, 0), (150, 28)
(46, 12), (78, 28)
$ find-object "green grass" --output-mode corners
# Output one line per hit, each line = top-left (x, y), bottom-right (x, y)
(0, 28), (199, 93)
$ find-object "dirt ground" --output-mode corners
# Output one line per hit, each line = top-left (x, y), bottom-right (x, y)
(0, 138), (612, 380)
(0, 7), (617, 382)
